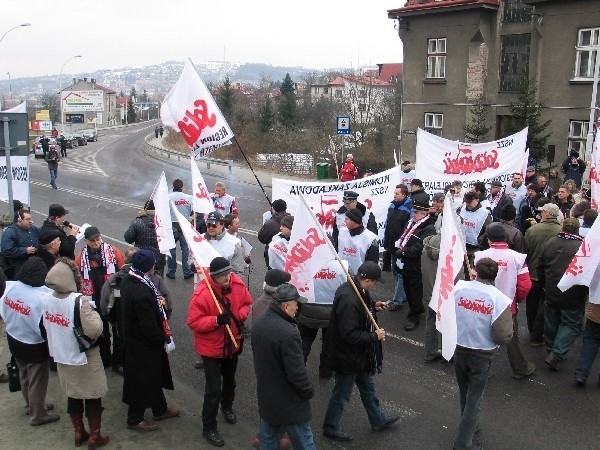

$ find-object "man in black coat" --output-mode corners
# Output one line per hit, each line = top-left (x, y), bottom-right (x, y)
(409, 179), (430, 205)
(120, 249), (180, 431)
(322, 262), (399, 441)
(39, 204), (79, 260)
(251, 283), (315, 449)
(258, 199), (290, 269)
(397, 200), (437, 331)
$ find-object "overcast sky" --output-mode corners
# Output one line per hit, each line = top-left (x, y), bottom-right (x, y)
(2, 0), (403, 80)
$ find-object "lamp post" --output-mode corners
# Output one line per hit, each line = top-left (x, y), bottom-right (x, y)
(59, 55), (82, 129)
(0, 23), (31, 45)
(6, 72), (10, 99)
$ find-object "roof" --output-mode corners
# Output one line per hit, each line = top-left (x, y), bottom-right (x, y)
(378, 63), (403, 82)
(388, 0), (499, 17)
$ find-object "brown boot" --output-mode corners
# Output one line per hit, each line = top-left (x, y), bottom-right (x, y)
(70, 414), (89, 447)
(87, 416), (110, 450)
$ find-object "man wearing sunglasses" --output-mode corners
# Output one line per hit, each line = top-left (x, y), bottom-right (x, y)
(203, 212), (246, 277)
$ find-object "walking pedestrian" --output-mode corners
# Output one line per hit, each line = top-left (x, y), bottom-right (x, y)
(44, 144), (60, 189)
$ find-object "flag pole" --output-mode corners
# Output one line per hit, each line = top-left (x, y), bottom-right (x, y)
(233, 136), (272, 208)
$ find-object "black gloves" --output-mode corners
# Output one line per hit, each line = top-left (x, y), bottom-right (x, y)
(217, 312), (231, 326)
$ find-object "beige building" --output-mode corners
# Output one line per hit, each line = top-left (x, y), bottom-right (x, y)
(61, 78), (117, 128)
(387, 0), (599, 163)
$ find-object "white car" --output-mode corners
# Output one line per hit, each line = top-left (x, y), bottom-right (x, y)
(33, 136), (57, 158)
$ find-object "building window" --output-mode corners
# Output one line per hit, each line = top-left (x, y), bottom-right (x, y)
(358, 103), (366, 112)
(425, 113), (443, 136)
(568, 120), (589, 154)
(335, 89), (343, 99)
(427, 38), (446, 79)
(575, 28), (599, 79)
(500, 34), (530, 92)
(503, 0), (533, 22)
(324, 87), (329, 94)
(358, 89), (366, 98)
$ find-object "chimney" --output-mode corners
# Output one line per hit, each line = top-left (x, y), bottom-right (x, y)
(91, 78), (96, 84)
(84, 77), (88, 82)
(72, 78), (76, 84)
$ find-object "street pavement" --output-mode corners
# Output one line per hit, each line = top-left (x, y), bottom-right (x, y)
(1, 123), (600, 449)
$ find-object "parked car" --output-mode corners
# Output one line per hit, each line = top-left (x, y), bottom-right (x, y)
(63, 134), (78, 149)
(32, 136), (57, 158)
(73, 132), (88, 146)
(82, 129), (98, 142)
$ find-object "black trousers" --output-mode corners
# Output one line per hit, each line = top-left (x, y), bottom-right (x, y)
(98, 315), (112, 368)
(402, 269), (425, 321)
(298, 324), (330, 374)
(110, 298), (124, 369)
(201, 355), (238, 430)
(525, 279), (545, 342)
(67, 397), (103, 418)
(127, 390), (167, 425)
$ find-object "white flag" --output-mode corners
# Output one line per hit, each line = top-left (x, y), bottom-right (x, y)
(284, 194), (341, 302)
(151, 172), (176, 256)
(190, 158), (214, 214)
(170, 203), (220, 269)
(521, 148), (530, 179)
(558, 217), (600, 303)
(1, 100), (26, 113)
(590, 130), (600, 210)
(160, 58), (234, 159)
(428, 193), (466, 360)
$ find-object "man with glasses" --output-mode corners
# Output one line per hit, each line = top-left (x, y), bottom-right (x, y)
(203, 212), (246, 277)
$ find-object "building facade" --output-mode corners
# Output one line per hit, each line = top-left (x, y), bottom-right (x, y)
(388, 0), (599, 162)
(61, 78), (117, 128)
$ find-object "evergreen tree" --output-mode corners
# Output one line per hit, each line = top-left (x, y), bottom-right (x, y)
(216, 75), (235, 122)
(504, 79), (551, 162)
(278, 73), (298, 129)
(127, 87), (137, 123)
(258, 96), (275, 134)
(463, 99), (492, 143)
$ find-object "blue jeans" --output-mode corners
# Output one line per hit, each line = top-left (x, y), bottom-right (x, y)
(167, 225), (192, 277)
(454, 350), (492, 449)
(259, 419), (315, 450)
(575, 319), (600, 382)
(323, 372), (388, 433)
(49, 168), (57, 188)
(392, 268), (406, 305)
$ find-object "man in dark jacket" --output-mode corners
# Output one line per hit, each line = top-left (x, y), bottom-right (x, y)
(331, 190), (377, 250)
(487, 180), (512, 221)
(39, 204), (79, 260)
(123, 199), (166, 276)
(551, 185), (575, 218)
(120, 250), (179, 432)
(258, 199), (290, 269)
(397, 200), (437, 331)
(251, 283), (315, 449)
(538, 218), (588, 371)
(479, 204), (525, 253)
(409, 179), (429, 205)
(0, 209), (40, 279)
(383, 184), (413, 311)
(562, 150), (586, 188)
(323, 262), (399, 441)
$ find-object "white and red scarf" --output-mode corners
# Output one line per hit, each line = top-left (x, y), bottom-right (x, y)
(488, 187), (505, 210)
(397, 215), (430, 250)
(79, 243), (117, 296)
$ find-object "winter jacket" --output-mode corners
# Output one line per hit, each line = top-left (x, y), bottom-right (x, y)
(0, 223), (40, 279)
(332, 201), (378, 250)
(552, 194), (575, 219)
(410, 188), (430, 205)
(562, 156), (586, 188)
(479, 221), (525, 253)
(397, 215), (437, 275)
(258, 211), (290, 245)
(40, 219), (76, 260)
(524, 218), (561, 281)
(489, 193), (513, 222)
(123, 210), (165, 272)
(339, 160), (358, 181)
(251, 303), (314, 425)
(187, 272), (252, 359)
(421, 234), (464, 306)
(538, 234), (588, 309)
(383, 197), (413, 250)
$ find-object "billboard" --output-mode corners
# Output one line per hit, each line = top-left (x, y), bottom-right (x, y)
(62, 90), (104, 112)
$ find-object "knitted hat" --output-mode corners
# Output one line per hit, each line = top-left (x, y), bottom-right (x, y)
(486, 224), (508, 243)
(271, 199), (287, 212)
(13, 200), (24, 212)
(16, 257), (47, 287)
(39, 230), (63, 246)
(499, 204), (517, 221)
(264, 269), (291, 287)
(274, 283), (308, 303)
(345, 208), (363, 224)
(131, 249), (155, 273)
(209, 256), (232, 278)
(280, 215), (294, 229)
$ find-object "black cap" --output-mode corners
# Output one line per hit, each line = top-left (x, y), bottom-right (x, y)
(264, 269), (291, 287)
(345, 208), (363, 224)
(13, 200), (24, 212)
(39, 229), (63, 246)
(357, 261), (384, 283)
(343, 190), (359, 200)
(48, 204), (68, 217)
(206, 211), (223, 224)
(84, 226), (101, 240)
(274, 283), (308, 303)
(491, 180), (503, 187)
(500, 204), (517, 221)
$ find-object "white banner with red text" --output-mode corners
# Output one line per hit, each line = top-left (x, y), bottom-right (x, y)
(590, 129), (600, 209)
(0, 155), (30, 206)
(190, 158), (214, 214)
(151, 172), (176, 256)
(272, 166), (402, 245)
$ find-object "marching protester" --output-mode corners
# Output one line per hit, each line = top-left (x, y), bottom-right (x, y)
(123, 199), (166, 277)
(43, 258), (109, 448)
(211, 182), (239, 216)
(548, 169), (562, 193)
(537, 174), (553, 199)
(75, 226), (125, 369)
(203, 211), (246, 276)
(120, 250), (180, 432)
(40, 204), (79, 260)
(487, 180), (512, 221)
(518, 184), (544, 233)
(451, 180), (465, 210)
(472, 182), (491, 211)
(479, 204), (525, 253)
(224, 214), (252, 265)
(452, 258), (512, 450)
(1, 257), (58, 426)
(339, 154), (358, 182)
(167, 179), (195, 280)
(1, 208), (40, 280)
(409, 179), (429, 205)
(475, 225), (534, 379)
(552, 185), (575, 218)
(335, 208), (378, 275)
(505, 172), (527, 212)
(524, 203), (562, 347)
(525, 166), (537, 185)
(383, 184), (413, 311)
(267, 215), (293, 270)
(538, 218), (588, 371)
(187, 256), (252, 447)
(578, 208), (597, 238)
(331, 190), (377, 251)
(323, 261), (399, 441)
(44, 143), (60, 189)
(258, 199), (290, 269)
(251, 283), (315, 450)
(574, 272), (600, 386)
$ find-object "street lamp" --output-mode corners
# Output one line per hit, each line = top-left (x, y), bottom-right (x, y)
(59, 55), (82, 128)
(6, 72), (11, 99)
(0, 23), (31, 45)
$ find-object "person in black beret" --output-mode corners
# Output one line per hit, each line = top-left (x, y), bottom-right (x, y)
(335, 208), (379, 277)
(331, 191), (377, 251)
(37, 229), (64, 270)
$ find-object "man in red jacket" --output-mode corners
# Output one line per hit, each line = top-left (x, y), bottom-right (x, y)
(187, 256), (252, 447)
(339, 154), (358, 182)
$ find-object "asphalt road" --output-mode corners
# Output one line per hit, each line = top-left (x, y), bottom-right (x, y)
(19, 123), (600, 449)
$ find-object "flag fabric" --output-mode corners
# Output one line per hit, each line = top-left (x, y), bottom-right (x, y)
(428, 193), (466, 360)
(1, 101), (26, 113)
(170, 203), (220, 269)
(151, 172), (176, 256)
(558, 216), (600, 303)
(521, 148), (530, 180)
(190, 158), (214, 214)
(160, 58), (234, 159)
(590, 130), (600, 209)
(284, 194), (342, 302)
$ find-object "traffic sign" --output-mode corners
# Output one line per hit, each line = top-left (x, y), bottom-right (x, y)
(337, 116), (351, 135)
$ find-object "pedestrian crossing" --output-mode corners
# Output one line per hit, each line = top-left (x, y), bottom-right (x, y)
(31, 146), (109, 178)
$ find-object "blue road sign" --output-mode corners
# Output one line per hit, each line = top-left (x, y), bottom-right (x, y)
(337, 116), (351, 135)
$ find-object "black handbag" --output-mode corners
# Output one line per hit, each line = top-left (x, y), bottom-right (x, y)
(6, 356), (21, 392)
(72, 296), (100, 352)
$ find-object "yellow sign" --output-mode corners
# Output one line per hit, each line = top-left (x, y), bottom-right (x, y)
(36, 110), (50, 121)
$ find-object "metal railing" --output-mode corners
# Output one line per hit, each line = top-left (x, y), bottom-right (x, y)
(144, 134), (233, 174)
